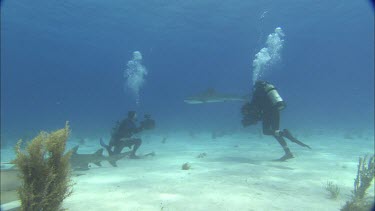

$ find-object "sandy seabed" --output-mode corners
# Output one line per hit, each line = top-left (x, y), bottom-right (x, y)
(1, 130), (374, 211)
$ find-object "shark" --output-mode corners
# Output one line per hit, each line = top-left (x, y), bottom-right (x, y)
(184, 88), (247, 104)
(69, 146), (128, 170)
(99, 138), (155, 159)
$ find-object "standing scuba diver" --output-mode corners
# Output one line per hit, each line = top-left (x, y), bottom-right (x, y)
(241, 80), (311, 161)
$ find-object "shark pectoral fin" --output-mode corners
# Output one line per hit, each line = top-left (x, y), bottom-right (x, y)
(108, 161), (118, 167)
(144, 152), (156, 157)
(94, 162), (102, 167)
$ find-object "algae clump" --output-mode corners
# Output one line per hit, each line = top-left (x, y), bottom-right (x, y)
(325, 181), (340, 200)
(13, 123), (74, 211)
(341, 155), (375, 211)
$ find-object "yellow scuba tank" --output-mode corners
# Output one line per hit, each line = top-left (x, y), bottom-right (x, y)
(263, 83), (286, 111)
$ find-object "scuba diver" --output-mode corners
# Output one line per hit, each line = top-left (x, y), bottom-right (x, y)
(100, 111), (155, 159)
(241, 80), (311, 161)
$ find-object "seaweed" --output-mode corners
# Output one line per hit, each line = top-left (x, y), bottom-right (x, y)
(12, 123), (74, 211)
(325, 181), (340, 200)
(341, 155), (374, 211)
(182, 162), (191, 170)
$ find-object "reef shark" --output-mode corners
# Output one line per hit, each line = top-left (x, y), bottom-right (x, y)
(184, 88), (247, 104)
(69, 146), (129, 170)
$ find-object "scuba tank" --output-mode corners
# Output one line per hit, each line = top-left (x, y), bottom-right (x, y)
(263, 83), (286, 111)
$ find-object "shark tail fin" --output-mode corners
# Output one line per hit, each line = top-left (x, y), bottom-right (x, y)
(71, 146), (80, 154)
(100, 138), (114, 156)
(99, 138), (107, 148)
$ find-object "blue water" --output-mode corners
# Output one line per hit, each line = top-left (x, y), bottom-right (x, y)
(1, 0), (374, 142)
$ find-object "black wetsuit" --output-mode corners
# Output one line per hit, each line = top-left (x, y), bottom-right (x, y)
(109, 118), (142, 156)
(250, 82), (282, 136)
(243, 81), (311, 161)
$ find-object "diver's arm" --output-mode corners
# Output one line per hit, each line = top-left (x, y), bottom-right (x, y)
(241, 88), (264, 127)
(134, 125), (144, 133)
(128, 120), (144, 134)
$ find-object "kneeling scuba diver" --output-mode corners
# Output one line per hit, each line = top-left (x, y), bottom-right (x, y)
(241, 80), (311, 161)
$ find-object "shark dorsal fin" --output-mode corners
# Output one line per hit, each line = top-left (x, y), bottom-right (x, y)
(204, 88), (216, 96)
(94, 149), (104, 156)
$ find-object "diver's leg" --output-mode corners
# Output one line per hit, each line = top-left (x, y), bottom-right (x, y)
(270, 109), (294, 161)
(282, 129), (311, 149)
(113, 141), (127, 155)
(124, 138), (142, 159)
(270, 109), (282, 135)
(262, 112), (275, 136)
(131, 138), (142, 158)
(274, 135), (294, 161)
(262, 111), (292, 160)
